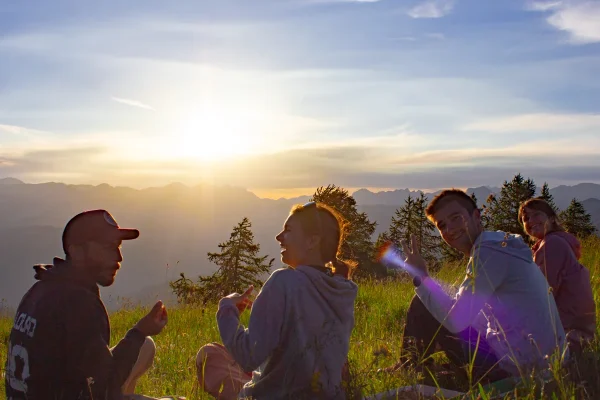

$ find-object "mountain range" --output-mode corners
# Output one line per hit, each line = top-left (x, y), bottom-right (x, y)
(0, 178), (598, 311)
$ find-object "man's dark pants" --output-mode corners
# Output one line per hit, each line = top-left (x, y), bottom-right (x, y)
(400, 295), (509, 386)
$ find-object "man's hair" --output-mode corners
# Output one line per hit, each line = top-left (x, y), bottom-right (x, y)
(425, 189), (478, 221)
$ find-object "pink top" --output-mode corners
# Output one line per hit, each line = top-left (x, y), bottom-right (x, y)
(532, 231), (596, 337)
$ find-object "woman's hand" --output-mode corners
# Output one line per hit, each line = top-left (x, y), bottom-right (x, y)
(223, 286), (254, 313)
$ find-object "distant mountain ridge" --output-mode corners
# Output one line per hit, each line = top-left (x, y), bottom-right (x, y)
(351, 183), (600, 210)
(0, 177), (24, 185)
(0, 178), (597, 310)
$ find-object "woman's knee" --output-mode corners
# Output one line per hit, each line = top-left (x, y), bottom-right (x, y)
(196, 343), (222, 366)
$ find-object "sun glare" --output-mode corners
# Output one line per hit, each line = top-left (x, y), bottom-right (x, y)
(167, 107), (261, 161)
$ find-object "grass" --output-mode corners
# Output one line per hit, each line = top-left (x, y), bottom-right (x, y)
(1, 235), (599, 399)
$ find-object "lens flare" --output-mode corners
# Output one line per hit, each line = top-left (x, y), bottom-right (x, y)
(377, 242), (423, 277)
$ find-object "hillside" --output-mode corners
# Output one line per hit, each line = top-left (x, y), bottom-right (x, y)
(583, 198), (600, 231)
(0, 179), (598, 309)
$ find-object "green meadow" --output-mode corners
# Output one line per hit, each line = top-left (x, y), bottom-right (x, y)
(2, 236), (599, 399)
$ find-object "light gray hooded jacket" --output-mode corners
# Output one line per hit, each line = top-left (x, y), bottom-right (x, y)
(217, 265), (358, 399)
(416, 231), (566, 376)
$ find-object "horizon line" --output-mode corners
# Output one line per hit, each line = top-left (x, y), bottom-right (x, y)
(2, 176), (596, 201)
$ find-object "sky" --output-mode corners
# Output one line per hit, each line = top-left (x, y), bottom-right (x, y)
(1, 0), (599, 198)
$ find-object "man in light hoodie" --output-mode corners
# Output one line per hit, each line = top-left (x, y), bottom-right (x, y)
(387, 189), (566, 384)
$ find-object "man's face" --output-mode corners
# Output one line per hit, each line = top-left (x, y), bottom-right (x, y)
(432, 200), (482, 255)
(83, 240), (123, 286)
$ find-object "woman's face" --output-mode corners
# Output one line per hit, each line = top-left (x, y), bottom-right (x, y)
(522, 207), (552, 240)
(275, 214), (318, 268)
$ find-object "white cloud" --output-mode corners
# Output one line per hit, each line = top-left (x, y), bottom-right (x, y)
(526, 1), (563, 11)
(529, 1), (600, 44)
(2, 126), (599, 190)
(111, 97), (155, 111)
(0, 124), (43, 138)
(388, 140), (600, 166)
(407, 0), (455, 18)
(463, 113), (600, 133)
(0, 124), (57, 148)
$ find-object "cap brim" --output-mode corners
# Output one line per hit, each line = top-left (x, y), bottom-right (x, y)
(118, 228), (140, 240)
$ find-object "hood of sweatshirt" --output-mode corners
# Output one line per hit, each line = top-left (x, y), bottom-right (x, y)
(295, 265), (358, 323)
(33, 257), (99, 295)
(533, 231), (582, 260)
(472, 231), (534, 263)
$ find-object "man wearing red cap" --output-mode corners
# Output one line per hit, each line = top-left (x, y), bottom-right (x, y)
(5, 210), (169, 400)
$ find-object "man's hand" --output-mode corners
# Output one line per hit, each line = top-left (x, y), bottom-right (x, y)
(223, 286), (254, 313)
(134, 300), (168, 337)
(400, 234), (429, 278)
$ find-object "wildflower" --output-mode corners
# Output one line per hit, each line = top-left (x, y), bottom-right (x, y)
(311, 370), (322, 393)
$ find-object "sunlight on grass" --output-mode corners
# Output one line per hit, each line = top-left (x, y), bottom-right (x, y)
(1, 236), (599, 399)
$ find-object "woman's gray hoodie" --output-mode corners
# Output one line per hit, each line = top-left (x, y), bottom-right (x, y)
(217, 265), (358, 399)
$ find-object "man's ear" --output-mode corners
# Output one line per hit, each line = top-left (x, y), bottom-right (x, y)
(67, 244), (85, 264)
(471, 207), (483, 227)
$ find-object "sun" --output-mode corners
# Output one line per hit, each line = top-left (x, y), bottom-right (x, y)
(167, 107), (261, 162)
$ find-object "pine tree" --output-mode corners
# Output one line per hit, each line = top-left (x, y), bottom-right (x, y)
(388, 195), (416, 245)
(540, 182), (559, 213)
(375, 232), (390, 247)
(385, 194), (442, 268)
(470, 192), (478, 208)
(414, 193), (442, 267)
(311, 185), (383, 277)
(560, 198), (597, 238)
(482, 173), (536, 237)
(170, 217), (274, 304)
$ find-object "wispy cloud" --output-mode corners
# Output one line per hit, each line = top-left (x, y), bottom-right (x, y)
(463, 113), (600, 133)
(2, 133), (599, 190)
(526, 1), (562, 11)
(0, 124), (56, 146)
(302, 0), (382, 4)
(528, 1), (600, 44)
(425, 32), (446, 40)
(111, 97), (155, 111)
(407, 0), (455, 19)
(0, 124), (40, 138)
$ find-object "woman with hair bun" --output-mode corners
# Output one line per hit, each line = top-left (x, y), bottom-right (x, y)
(197, 201), (358, 399)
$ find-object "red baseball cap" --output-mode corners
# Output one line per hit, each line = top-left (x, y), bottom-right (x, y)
(62, 209), (139, 254)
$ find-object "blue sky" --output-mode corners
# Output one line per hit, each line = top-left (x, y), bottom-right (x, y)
(1, 0), (599, 197)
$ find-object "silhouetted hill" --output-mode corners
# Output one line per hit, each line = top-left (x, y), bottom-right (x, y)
(0, 179), (598, 310)
(582, 198), (600, 232)
(0, 181), (299, 309)
(0, 177), (24, 185)
(353, 188), (423, 206)
(352, 186), (501, 207)
(551, 184), (600, 210)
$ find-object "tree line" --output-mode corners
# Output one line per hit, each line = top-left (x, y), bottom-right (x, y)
(171, 174), (597, 304)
